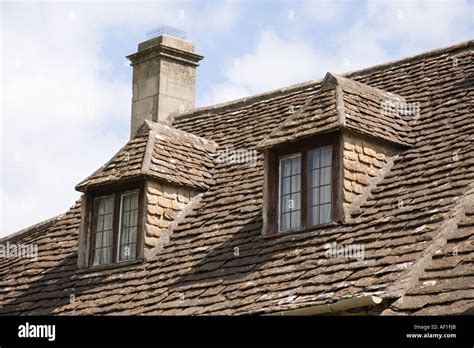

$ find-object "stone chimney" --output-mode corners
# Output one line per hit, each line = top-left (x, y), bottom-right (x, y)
(127, 35), (203, 138)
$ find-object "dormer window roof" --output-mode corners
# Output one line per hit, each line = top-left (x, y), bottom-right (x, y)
(76, 120), (217, 193)
(259, 73), (414, 235)
(75, 121), (218, 269)
(257, 72), (414, 150)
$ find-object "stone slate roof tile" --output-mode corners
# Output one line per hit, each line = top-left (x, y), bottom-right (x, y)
(257, 72), (413, 150)
(76, 120), (217, 191)
(0, 40), (472, 315)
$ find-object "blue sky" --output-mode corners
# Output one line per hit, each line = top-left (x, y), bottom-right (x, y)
(1, 0), (473, 237)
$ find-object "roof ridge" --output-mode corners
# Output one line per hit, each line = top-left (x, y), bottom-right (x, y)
(173, 40), (473, 122)
(0, 212), (65, 243)
(145, 120), (218, 151)
(321, 72), (405, 102)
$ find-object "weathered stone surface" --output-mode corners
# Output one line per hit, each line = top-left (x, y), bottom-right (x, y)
(129, 35), (203, 138)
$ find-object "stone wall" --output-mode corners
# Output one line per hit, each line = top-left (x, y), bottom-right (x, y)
(342, 132), (398, 219)
(145, 179), (198, 251)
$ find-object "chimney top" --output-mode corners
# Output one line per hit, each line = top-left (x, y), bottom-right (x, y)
(127, 30), (203, 138)
(146, 25), (187, 40)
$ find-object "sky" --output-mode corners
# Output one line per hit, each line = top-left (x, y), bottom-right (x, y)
(0, 0), (473, 237)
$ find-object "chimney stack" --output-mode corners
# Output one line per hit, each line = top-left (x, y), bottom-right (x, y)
(127, 33), (203, 138)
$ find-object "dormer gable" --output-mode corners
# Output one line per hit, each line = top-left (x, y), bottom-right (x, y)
(75, 120), (217, 269)
(258, 73), (416, 235)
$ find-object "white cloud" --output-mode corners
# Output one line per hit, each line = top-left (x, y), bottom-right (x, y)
(0, 1), (240, 237)
(204, 0), (471, 104)
(203, 30), (345, 104)
(300, 0), (347, 23)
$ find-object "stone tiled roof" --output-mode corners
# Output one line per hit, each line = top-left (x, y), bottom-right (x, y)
(386, 188), (474, 315)
(257, 73), (412, 150)
(0, 40), (473, 315)
(76, 120), (217, 191)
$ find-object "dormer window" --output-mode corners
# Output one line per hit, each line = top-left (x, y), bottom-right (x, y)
(78, 182), (145, 269)
(91, 190), (140, 266)
(278, 144), (334, 232)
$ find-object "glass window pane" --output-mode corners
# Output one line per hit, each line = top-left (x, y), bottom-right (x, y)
(104, 214), (113, 230)
(118, 191), (139, 262)
(282, 159), (291, 177)
(93, 249), (101, 266)
(123, 195), (130, 212)
(97, 215), (104, 232)
(282, 177), (291, 195)
(92, 195), (114, 266)
(290, 211), (301, 229)
(310, 187), (320, 207)
(130, 243), (136, 259)
(131, 194), (139, 210)
(104, 229), (112, 247)
(320, 185), (331, 204)
(129, 227), (137, 244)
(307, 145), (333, 227)
(106, 197), (114, 213)
(321, 167), (331, 186)
(281, 213), (290, 231)
(310, 169), (320, 188)
(309, 205), (320, 225)
(95, 232), (102, 248)
(281, 194), (291, 213)
(290, 192), (301, 211)
(320, 204), (331, 223)
(321, 146), (332, 167)
(103, 247), (112, 264)
(291, 157), (301, 174)
(309, 149), (320, 170)
(291, 175), (301, 193)
(279, 155), (302, 232)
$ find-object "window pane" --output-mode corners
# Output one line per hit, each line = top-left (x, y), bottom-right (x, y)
(309, 205), (320, 225)
(279, 155), (301, 232)
(282, 159), (291, 177)
(321, 167), (331, 186)
(281, 194), (291, 213)
(290, 211), (300, 229)
(307, 146), (333, 227)
(118, 191), (139, 262)
(310, 169), (320, 188)
(291, 157), (301, 174)
(290, 192), (301, 211)
(321, 146), (332, 167)
(320, 204), (332, 223)
(92, 195), (114, 266)
(131, 193), (139, 210)
(309, 149), (320, 170)
(282, 177), (291, 195)
(320, 185), (331, 204)
(123, 195), (130, 212)
(102, 247), (112, 264)
(95, 232), (103, 248)
(309, 187), (320, 207)
(281, 213), (290, 231)
(291, 174), (301, 192)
